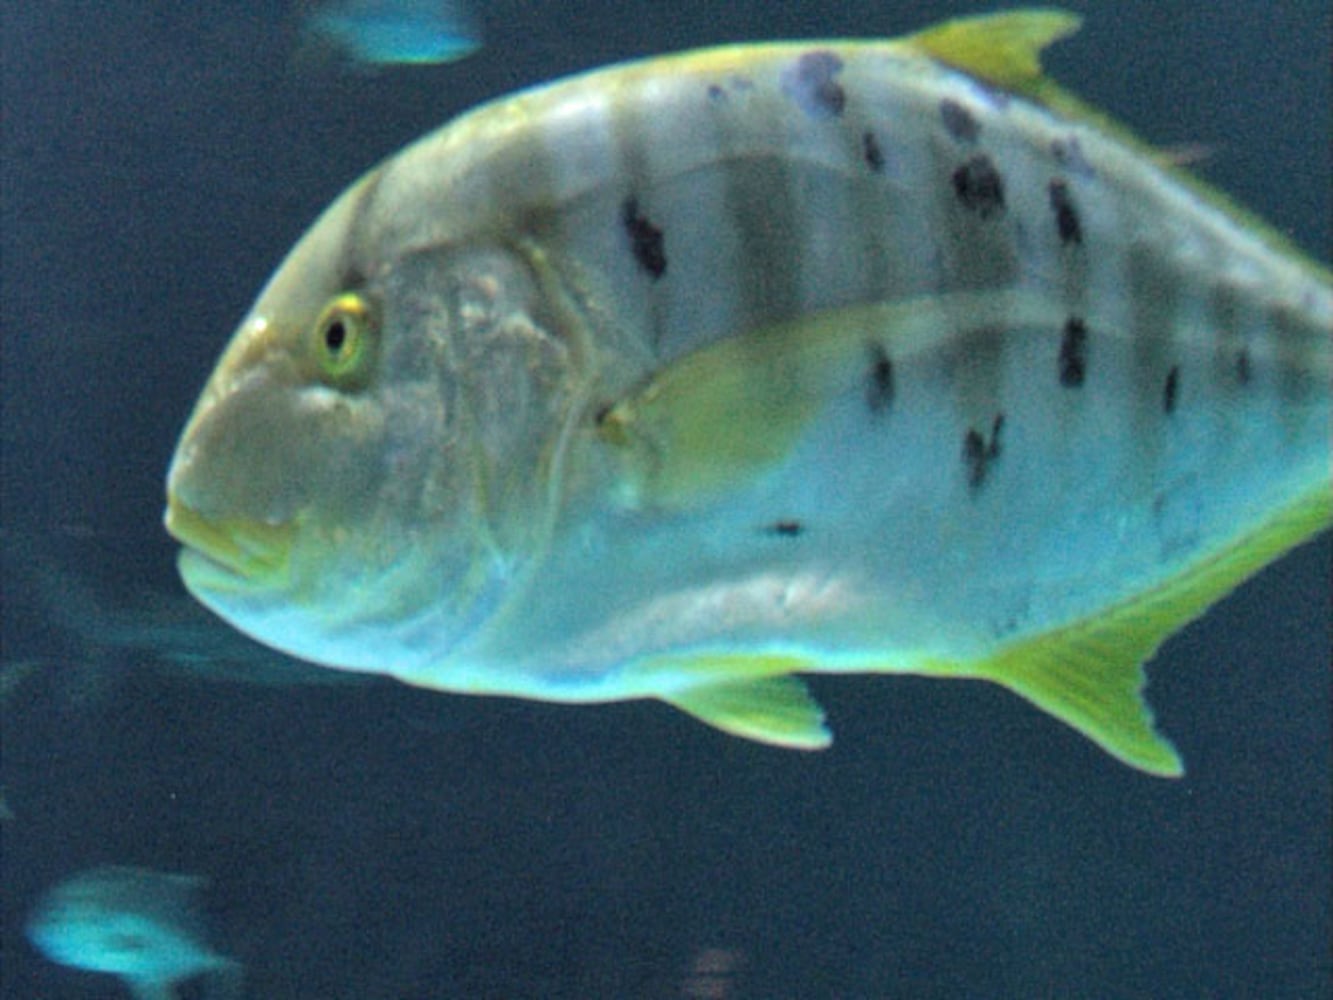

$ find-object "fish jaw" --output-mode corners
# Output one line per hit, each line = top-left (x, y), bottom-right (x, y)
(164, 497), (295, 593)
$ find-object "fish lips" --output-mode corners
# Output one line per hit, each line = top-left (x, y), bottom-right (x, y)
(164, 497), (295, 594)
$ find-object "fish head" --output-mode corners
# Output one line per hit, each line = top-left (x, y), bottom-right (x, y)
(165, 170), (581, 676)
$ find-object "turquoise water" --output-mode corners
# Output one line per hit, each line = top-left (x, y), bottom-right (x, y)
(3, 1), (1329, 996)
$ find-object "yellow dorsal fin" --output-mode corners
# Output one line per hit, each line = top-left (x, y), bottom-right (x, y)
(903, 8), (1081, 98)
(901, 8), (1328, 276)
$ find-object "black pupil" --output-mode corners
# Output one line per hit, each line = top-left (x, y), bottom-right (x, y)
(325, 318), (347, 354)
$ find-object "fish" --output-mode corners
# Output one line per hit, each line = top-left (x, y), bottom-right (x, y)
(300, 0), (481, 68)
(24, 559), (376, 690)
(26, 865), (244, 1000)
(164, 10), (1332, 776)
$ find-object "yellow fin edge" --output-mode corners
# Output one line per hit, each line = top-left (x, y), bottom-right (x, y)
(902, 8), (1331, 283)
(904, 7), (1082, 96)
(651, 654), (832, 750)
(934, 488), (1332, 777)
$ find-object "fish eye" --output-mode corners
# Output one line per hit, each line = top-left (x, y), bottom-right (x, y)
(311, 292), (377, 387)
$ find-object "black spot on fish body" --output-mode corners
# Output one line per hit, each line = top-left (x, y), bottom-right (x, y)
(988, 413), (1005, 456)
(781, 51), (846, 119)
(1163, 365), (1180, 413)
(593, 401), (635, 448)
(1048, 178), (1083, 245)
(862, 130), (885, 172)
(1050, 135), (1095, 178)
(962, 414), (1004, 490)
(951, 155), (1005, 219)
(865, 342), (894, 413)
(706, 76), (756, 104)
(767, 519), (804, 538)
(962, 430), (988, 489)
(1235, 347), (1252, 385)
(1058, 316), (1088, 387)
(939, 98), (979, 143)
(621, 197), (666, 280)
(108, 933), (151, 954)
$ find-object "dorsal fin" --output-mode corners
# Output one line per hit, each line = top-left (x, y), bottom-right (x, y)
(900, 8), (1329, 277)
(903, 8), (1081, 99)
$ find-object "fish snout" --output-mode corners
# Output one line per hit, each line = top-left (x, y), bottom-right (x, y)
(164, 495), (295, 591)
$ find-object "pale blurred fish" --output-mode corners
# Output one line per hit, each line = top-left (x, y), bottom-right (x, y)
(4, 532), (372, 693)
(27, 866), (244, 1000)
(302, 0), (481, 67)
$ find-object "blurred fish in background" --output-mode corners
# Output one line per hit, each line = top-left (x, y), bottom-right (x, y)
(298, 0), (482, 69)
(0, 530), (372, 704)
(26, 866), (244, 1000)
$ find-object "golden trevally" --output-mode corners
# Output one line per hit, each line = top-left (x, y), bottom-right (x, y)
(165, 10), (1331, 776)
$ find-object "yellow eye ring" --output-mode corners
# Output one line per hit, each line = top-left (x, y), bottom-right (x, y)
(311, 292), (377, 386)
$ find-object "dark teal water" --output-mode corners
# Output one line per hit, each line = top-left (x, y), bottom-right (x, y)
(3, 1), (1329, 996)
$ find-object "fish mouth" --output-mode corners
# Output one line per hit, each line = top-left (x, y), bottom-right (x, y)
(164, 496), (294, 590)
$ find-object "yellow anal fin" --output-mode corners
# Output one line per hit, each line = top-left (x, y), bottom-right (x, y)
(904, 8), (1081, 98)
(970, 626), (1184, 777)
(650, 655), (831, 750)
(943, 488), (1332, 776)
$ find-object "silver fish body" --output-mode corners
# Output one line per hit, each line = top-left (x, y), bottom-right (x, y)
(166, 12), (1331, 773)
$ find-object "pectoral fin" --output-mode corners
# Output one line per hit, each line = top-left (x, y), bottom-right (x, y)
(595, 317), (836, 509)
(597, 291), (1059, 509)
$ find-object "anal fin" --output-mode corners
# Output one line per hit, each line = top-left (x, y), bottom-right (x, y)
(968, 624), (1184, 777)
(937, 488), (1332, 776)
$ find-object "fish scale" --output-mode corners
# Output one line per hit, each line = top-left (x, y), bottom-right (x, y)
(165, 10), (1331, 775)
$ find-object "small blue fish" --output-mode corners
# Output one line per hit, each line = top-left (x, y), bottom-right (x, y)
(304, 0), (481, 67)
(27, 866), (244, 999)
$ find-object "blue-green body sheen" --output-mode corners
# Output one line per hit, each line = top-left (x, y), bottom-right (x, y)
(165, 14), (1331, 769)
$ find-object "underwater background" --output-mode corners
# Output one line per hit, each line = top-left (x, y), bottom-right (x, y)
(2, 0), (1329, 996)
